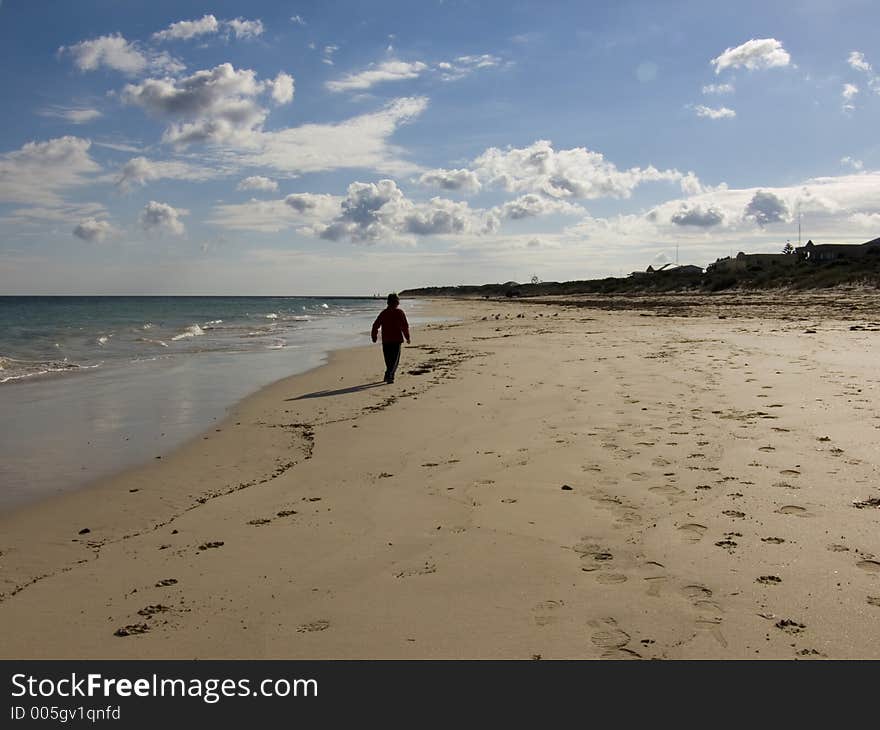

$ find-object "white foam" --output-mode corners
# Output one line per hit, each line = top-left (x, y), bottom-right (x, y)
(97, 335), (110, 346)
(321, 303), (329, 309)
(138, 337), (169, 348)
(265, 313), (278, 319)
(171, 324), (205, 341)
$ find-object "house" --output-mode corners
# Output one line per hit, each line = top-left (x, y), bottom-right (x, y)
(796, 237), (880, 262)
(707, 251), (797, 273)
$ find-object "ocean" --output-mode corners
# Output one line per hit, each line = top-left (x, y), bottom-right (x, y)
(0, 296), (426, 510)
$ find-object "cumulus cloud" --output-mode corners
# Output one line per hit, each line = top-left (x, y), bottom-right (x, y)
(711, 38), (791, 74)
(268, 72), (295, 104)
(670, 205), (725, 227)
(237, 176), (279, 193)
(116, 156), (218, 190)
(702, 83), (735, 95)
(693, 104), (736, 119)
(840, 156), (863, 171)
(417, 168), (482, 193)
(0, 136), (101, 207)
(842, 83), (859, 100)
(744, 190), (789, 226)
(122, 63), (278, 146)
(471, 139), (683, 200)
(226, 18), (264, 39)
(848, 51), (873, 73)
(152, 14), (220, 42)
(847, 51), (880, 94)
(73, 217), (117, 242)
(140, 200), (187, 235)
(494, 194), (583, 220)
(313, 179), (497, 243)
(290, 15), (306, 26)
(326, 59), (428, 92)
(59, 34), (183, 75)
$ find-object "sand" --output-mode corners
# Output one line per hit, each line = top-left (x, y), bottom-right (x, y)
(1, 293), (879, 659)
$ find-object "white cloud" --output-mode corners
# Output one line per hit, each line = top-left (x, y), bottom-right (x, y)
(322, 45), (339, 65)
(237, 176), (278, 192)
(226, 18), (264, 39)
(59, 34), (184, 75)
(711, 38), (791, 74)
(670, 205), (725, 227)
(140, 200), (187, 235)
(207, 193), (341, 233)
(850, 211), (880, 228)
(471, 139), (683, 200)
(153, 14), (220, 42)
(694, 104), (736, 119)
(702, 83), (734, 95)
(0, 136), (101, 207)
(437, 54), (502, 81)
(313, 179), (497, 243)
(290, 15), (306, 26)
(268, 72), (295, 104)
(73, 217), (117, 242)
(417, 168), (482, 193)
(744, 190), (790, 226)
(240, 96), (428, 175)
(122, 63), (274, 146)
(842, 83), (859, 100)
(326, 60), (428, 92)
(38, 107), (103, 124)
(840, 156), (863, 171)
(848, 51), (873, 73)
(115, 156), (218, 190)
(494, 193), (583, 220)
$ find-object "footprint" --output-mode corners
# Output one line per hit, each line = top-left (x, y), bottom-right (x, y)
(677, 523), (707, 542)
(777, 505), (810, 517)
(756, 575), (782, 585)
(857, 560), (880, 573)
(779, 469), (801, 477)
(198, 541), (224, 550)
(155, 578), (178, 587)
(722, 510), (746, 519)
(114, 623), (150, 637)
(867, 597), (880, 607)
(775, 619), (806, 634)
(595, 573), (628, 585)
(762, 537), (785, 544)
(395, 561), (438, 578)
(137, 604), (170, 617)
(247, 518), (272, 526)
(297, 620), (330, 633)
(588, 618), (639, 658)
(682, 584), (713, 601)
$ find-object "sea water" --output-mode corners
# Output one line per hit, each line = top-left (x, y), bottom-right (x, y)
(0, 296), (427, 510)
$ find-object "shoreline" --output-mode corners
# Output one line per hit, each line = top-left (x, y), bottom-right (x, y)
(2, 295), (879, 658)
(0, 298), (439, 512)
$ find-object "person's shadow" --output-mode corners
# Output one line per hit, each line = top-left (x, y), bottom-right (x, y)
(286, 382), (386, 400)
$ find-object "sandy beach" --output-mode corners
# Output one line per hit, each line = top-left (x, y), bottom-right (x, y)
(2, 293), (880, 659)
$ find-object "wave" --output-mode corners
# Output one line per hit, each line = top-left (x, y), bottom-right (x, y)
(137, 337), (169, 348)
(265, 313), (278, 319)
(171, 324), (205, 341)
(96, 335), (112, 346)
(0, 356), (100, 384)
(202, 319), (223, 330)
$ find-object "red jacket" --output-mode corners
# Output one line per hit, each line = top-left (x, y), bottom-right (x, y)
(372, 307), (410, 344)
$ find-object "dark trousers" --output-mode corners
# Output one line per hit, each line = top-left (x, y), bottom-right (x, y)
(382, 342), (401, 381)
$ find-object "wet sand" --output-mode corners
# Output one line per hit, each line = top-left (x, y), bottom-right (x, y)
(1, 293), (879, 659)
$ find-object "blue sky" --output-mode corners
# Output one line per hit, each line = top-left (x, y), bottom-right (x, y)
(1, 0), (879, 294)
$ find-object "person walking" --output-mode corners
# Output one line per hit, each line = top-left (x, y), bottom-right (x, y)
(371, 293), (410, 384)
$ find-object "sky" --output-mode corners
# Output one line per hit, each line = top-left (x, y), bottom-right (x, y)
(1, 0), (879, 294)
